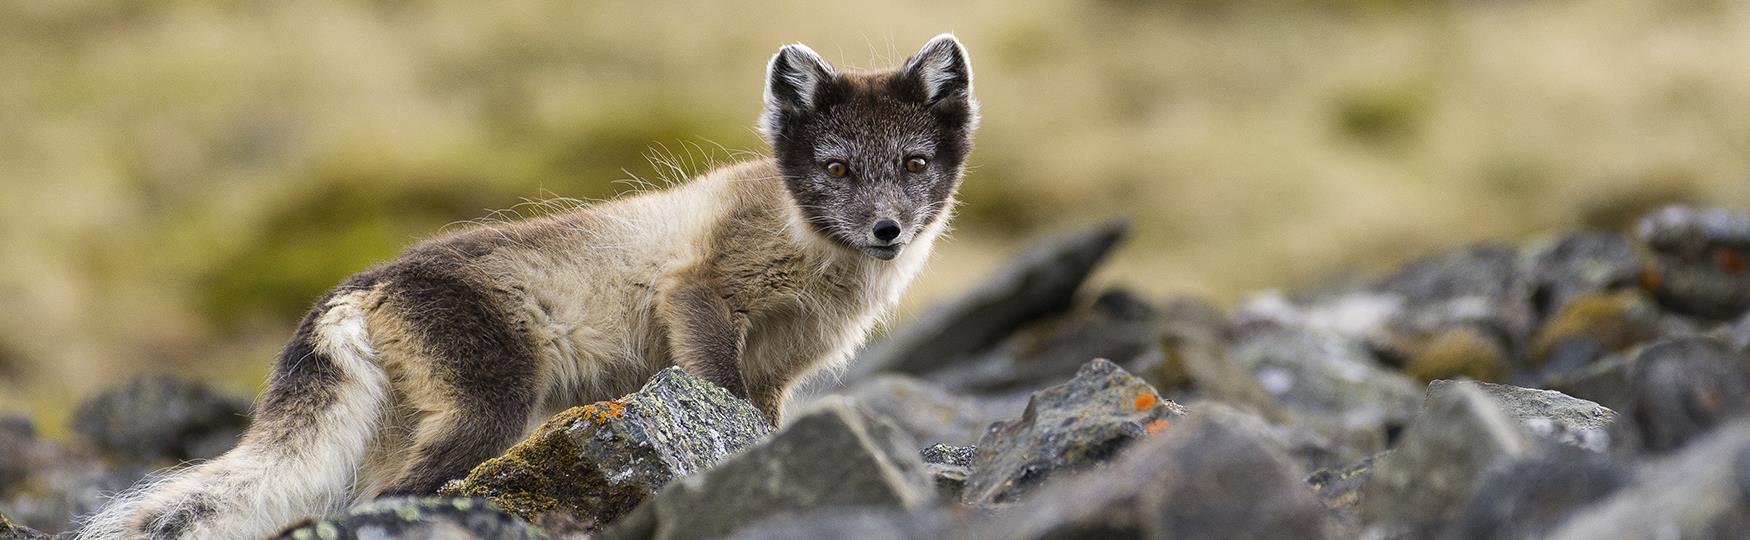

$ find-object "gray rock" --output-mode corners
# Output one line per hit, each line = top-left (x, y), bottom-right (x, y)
(1380, 244), (1535, 354)
(840, 375), (1023, 447)
(441, 367), (772, 534)
(598, 398), (934, 540)
(0, 416), (36, 493)
(976, 409), (1335, 539)
(1549, 417), (1750, 539)
(1618, 336), (1750, 454)
(1545, 351), (1637, 411)
(1307, 453), (1379, 533)
(1450, 447), (1629, 540)
(1637, 206), (1750, 320)
(0, 428), (146, 535)
(1426, 380), (1616, 452)
(1361, 382), (1538, 534)
(1, 511), (49, 540)
(920, 444), (976, 500)
(1523, 231), (1643, 320)
(72, 375), (249, 463)
(1229, 324), (1423, 433)
(848, 220), (1128, 380)
(272, 497), (547, 540)
(1637, 205), (1750, 259)
(924, 287), (1168, 397)
(962, 359), (1185, 505)
(721, 508), (956, 540)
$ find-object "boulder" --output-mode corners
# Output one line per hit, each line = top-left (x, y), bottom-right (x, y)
(976, 409), (1335, 539)
(839, 375), (1023, 447)
(1522, 231), (1643, 320)
(1361, 382), (1538, 534)
(924, 288), (1168, 397)
(441, 367), (772, 534)
(920, 444), (976, 500)
(1229, 324), (1423, 433)
(1307, 453), (1379, 533)
(1549, 417), (1750, 539)
(1637, 205), (1750, 320)
(848, 220), (1128, 380)
(962, 359), (1185, 505)
(1, 511), (49, 540)
(721, 508), (956, 540)
(1379, 244), (1535, 358)
(1449, 447), (1629, 540)
(273, 497), (547, 540)
(1426, 380), (1616, 452)
(1617, 336), (1750, 453)
(72, 374), (249, 462)
(598, 398), (934, 540)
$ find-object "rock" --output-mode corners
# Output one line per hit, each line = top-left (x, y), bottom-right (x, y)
(598, 398), (934, 540)
(441, 367), (772, 534)
(1380, 244), (1535, 356)
(1529, 291), (1660, 379)
(1147, 296), (1232, 394)
(1637, 206), (1750, 320)
(1426, 380), (1616, 452)
(1, 511), (49, 540)
(1637, 205), (1750, 258)
(1401, 325), (1510, 383)
(1361, 381), (1538, 534)
(1523, 231), (1643, 320)
(1729, 311), (1750, 353)
(920, 444), (975, 500)
(1307, 453), (1378, 533)
(1229, 324), (1423, 434)
(722, 508), (956, 540)
(976, 408), (1335, 539)
(962, 358), (1185, 505)
(1545, 351), (1637, 412)
(1618, 336), (1750, 453)
(839, 376), (1023, 447)
(1549, 417), (1750, 539)
(0, 416), (36, 493)
(72, 374), (249, 462)
(924, 287), (1168, 397)
(1450, 447), (1629, 540)
(273, 497), (547, 540)
(847, 220), (1128, 380)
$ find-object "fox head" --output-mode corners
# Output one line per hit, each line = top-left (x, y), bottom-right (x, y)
(760, 34), (979, 261)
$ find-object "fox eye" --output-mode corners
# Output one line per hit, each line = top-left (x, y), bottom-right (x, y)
(824, 160), (848, 178)
(905, 156), (928, 173)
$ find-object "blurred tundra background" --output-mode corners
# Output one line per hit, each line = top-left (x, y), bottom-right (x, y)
(2, 0), (1749, 429)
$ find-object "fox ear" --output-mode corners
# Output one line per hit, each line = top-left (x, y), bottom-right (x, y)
(760, 43), (835, 141)
(902, 34), (975, 108)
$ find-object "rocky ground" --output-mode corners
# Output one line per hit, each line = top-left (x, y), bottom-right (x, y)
(6, 205), (1750, 539)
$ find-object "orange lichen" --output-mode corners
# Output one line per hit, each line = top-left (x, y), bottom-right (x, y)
(1133, 393), (1158, 411)
(1716, 248), (1748, 274)
(1145, 418), (1171, 436)
(1639, 265), (1663, 292)
(578, 400), (628, 424)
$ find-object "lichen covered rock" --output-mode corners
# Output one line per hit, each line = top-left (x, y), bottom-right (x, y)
(962, 358), (1185, 505)
(273, 497), (546, 540)
(441, 367), (772, 533)
(920, 444), (976, 500)
(598, 398), (934, 540)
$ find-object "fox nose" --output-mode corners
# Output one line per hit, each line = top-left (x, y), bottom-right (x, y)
(872, 219), (901, 243)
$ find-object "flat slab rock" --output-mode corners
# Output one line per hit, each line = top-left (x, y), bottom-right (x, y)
(962, 358), (1186, 505)
(599, 398), (934, 540)
(441, 367), (771, 533)
(274, 497), (546, 540)
(1426, 380), (1616, 452)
